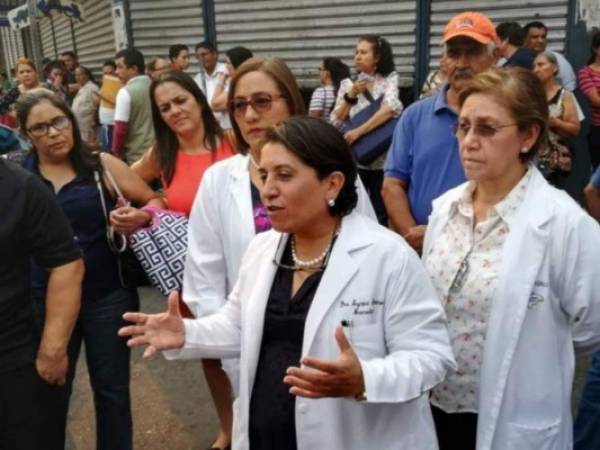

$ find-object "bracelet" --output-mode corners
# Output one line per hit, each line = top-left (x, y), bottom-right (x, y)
(344, 93), (358, 105)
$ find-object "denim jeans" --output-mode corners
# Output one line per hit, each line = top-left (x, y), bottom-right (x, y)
(574, 351), (600, 450)
(34, 286), (139, 450)
(100, 124), (114, 152)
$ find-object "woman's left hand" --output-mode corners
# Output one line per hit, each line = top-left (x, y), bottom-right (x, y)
(110, 206), (152, 234)
(284, 326), (365, 399)
(344, 128), (363, 145)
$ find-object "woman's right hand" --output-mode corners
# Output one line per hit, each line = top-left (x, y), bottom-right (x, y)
(119, 291), (185, 358)
(110, 205), (152, 234)
(349, 80), (368, 98)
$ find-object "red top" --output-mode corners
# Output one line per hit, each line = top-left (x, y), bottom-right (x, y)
(164, 139), (234, 216)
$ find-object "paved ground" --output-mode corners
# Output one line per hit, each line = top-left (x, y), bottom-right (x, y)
(66, 287), (218, 450)
(65, 287), (592, 449)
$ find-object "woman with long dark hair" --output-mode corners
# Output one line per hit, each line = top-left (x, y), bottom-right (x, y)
(110, 69), (233, 449)
(111, 69), (233, 224)
(16, 90), (163, 450)
(309, 57), (350, 120)
(331, 35), (403, 224)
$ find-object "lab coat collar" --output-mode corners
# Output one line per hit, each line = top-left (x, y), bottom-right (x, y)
(476, 167), (554, 449)
(431, 165), (553, 231)
(301, 212), (376, 356)
(228, 155), (254, 235)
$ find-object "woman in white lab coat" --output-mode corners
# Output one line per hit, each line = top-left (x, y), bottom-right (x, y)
(422, 67), (600, 450)
(120, 116), (455, 450)
(182, 58), (375, 450)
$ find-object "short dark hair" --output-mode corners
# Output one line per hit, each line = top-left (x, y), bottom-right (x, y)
(61, 51), (77, 60)
(115, 48), (145, 74)
(102, 59), (116, 69)
(357, 35), (395, 76)
(260, 116), (358, 217)
(322, 57), (350, 98)
(524, 21), (548, 35)
(43, 59), (65, 78)
(150, 70), (223, 185)
(195, 41), (216, 52)
(225, 46), (253, 69)
(169, 44), (189, 61)
(15, 90), (100, 178)
(496, 22), (526, 46)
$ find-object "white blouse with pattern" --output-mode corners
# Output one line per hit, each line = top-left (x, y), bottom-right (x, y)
(425, 168), (532, 413)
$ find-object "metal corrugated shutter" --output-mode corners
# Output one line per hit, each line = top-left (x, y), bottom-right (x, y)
(38, 12), (72, 61)
(429, 1), (569, 69)
(129, 0), (204, 72)
(0, 26), (25, 70)
(214, 0), (417, 88)
(38, 0), (115, 76)
(1, 1), (26, 71)
(72, 0), (115, 75)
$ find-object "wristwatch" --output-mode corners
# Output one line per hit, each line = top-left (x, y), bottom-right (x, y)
(344, 93), (359, 105)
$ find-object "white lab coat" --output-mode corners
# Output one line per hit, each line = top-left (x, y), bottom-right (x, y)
(169, 211), (455, 450)
(182, 153), (377, 317)
(423, 167), (600, 450)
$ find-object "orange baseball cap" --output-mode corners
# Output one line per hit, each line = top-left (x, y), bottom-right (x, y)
(443, 12), (499, 45)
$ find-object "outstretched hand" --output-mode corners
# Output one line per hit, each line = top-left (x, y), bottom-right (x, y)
(283, 326), (365, 399)
(118, 291), (186, 358)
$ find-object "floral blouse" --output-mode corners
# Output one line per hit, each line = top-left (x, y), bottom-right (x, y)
(331, 72), (403, 169)
(425, 168), (532, 413)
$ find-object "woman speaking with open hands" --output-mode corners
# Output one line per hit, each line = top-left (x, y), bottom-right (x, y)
(120, 116), (454, 450)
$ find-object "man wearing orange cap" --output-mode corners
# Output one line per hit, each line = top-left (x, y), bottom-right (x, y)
(383, 11), (498, 254)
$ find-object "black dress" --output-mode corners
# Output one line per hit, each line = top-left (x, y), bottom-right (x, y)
(248, 240), (324, 450)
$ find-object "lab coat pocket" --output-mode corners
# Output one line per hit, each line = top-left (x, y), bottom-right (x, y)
(505, 419), (561, 450)
(349, 322), (386, 359)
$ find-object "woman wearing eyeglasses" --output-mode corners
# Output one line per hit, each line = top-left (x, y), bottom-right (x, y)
(179, 57), (375, 450)
(422, 68), (600, 450)
(15, 90), (163, 450)
(120, 116), (455, 450)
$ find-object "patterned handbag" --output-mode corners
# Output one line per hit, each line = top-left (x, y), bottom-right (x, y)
(128, 206), (189, 296)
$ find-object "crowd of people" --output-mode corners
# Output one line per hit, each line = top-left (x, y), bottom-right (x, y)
(2, 9), (600, 450)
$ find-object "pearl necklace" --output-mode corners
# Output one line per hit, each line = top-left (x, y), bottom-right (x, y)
(291, 232), (336, 269)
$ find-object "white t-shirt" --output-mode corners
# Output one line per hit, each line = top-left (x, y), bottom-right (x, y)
(194, 62), (231, 129)
(98, 105), (115, 125)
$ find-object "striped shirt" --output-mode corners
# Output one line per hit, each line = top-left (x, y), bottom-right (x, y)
(308, 85), (336, 120)
(578, 65), (600, 126)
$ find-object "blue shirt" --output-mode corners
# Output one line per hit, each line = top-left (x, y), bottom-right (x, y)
(23, 153), (122, 303)
(384, 85), (465, 225)
(503, 47), (535, 71)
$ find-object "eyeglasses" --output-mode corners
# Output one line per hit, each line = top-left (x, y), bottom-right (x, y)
(27, 115), (71, 137)
(453, 121), (518, 139)
(228, 93), (285, 117)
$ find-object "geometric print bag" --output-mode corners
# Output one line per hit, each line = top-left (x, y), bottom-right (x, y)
(128, 206), (188, 296)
